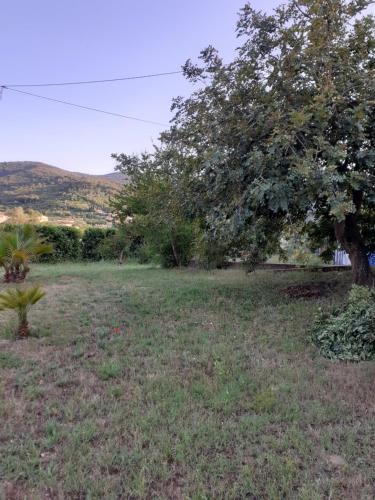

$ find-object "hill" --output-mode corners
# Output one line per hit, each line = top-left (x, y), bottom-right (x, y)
(100, 171), (127, 183)
(0, 161), (126, 226)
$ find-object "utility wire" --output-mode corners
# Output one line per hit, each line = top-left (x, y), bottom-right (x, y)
(1, 86), (169, 127)
(3, 70), (183, 88)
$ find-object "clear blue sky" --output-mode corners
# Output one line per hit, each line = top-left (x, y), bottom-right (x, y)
(0, 1), (316, 174)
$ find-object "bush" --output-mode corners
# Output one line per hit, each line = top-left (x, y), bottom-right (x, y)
(97, 226), (142, 262)
(0, 224), (81, 263)
(0, 225), (53, 282)
(81, 228), (116, 261)
(97, 235), (122, 261)
(0, 285), (45, 338)
(159, 224), (196, 268)
(194, 234), (229, 269)
(312, 285), (375, 361)
(36, 226), (81, 262)
(123, 221), (196, 267)
(135, 241), (153, 264)
(98, 231), (126, 261)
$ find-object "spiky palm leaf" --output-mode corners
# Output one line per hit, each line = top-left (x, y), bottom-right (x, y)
(0, 286), (45, 337)
(0, 225), (53, 282)
(0, 286), (45, 310)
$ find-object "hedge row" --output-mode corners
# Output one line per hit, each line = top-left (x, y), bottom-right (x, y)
(37, 226), (81, 262)
(81, 228), (116, 261)
(0, 224), (118, 262)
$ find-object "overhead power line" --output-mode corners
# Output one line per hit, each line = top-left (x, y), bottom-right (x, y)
(3, 70), (183, 88)
(1, 86), (169, 127)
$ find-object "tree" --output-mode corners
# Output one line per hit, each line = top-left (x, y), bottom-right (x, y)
(6, 207), (45, 224)
(6, 207), (29, 224)
(0, 225), (53, 282)
(111, 151), (198, 267)
(165, 0), (375, 285)
(0, 286), (45, 338)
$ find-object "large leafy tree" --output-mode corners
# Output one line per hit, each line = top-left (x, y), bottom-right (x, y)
(166, 0), (375, 285)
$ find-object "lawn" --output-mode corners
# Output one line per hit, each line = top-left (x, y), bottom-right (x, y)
(0, 263), (374, 499)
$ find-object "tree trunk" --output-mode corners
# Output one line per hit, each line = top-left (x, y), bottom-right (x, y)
(17, 320), (30, 338)
(334, 215), (373, 287)
(349, 247), (373, 286)
(171, 240), (180, 267)
(4, 268), (11, 283)
(118, 250), (125, 265)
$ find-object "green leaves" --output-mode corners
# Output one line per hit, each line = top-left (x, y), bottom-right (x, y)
(251, 180), (291, 212)
(312, 285), (375, 361)
(113, 0), (375, 279)
(327, 193), (356, 222)
(289, 110), (312, 128)
(0, 286), (45, 312)
(0, 286), (46, 337)
(111, 153), (198, 268)
(0, 225), (53, 282)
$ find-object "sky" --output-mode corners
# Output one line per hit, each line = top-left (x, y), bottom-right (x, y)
(0, 0), (283, 175)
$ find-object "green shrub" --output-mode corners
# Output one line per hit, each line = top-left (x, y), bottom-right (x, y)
(0, 225), (53, 282)
(81, 228), (116, 261)
(136, 241), (153, 264)
(194, 234), (229, 269)
(0, 223), (16, 233)
(125, 221), (196, 267)
(97, 235), (121, 261)
(312, 285), (375, 361)
(36, 226), (81, 262)
(0, 224), (81, 263)
(0, 286), (46, 338)
(159, 224), (196, 268)
(97, 226), (141, 261)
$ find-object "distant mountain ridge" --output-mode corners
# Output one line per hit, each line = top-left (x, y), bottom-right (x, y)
(100, 171), (127, 183)
(0, 161), (126, 183)
(0, 161), (126, 226)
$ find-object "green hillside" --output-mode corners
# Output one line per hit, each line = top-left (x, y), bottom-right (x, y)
(0, 162), (125, 226)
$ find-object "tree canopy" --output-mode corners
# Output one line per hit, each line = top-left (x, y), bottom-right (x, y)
(111, 151), (198, 267)
(113, 0), (375, 284)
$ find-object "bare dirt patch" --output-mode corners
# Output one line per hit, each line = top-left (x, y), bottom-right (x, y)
(282, 281), (337, 299)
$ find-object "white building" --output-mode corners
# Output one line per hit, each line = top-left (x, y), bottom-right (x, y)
(333, 250), (351, 266)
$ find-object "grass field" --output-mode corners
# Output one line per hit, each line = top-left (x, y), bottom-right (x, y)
(0, 263), (374, 499)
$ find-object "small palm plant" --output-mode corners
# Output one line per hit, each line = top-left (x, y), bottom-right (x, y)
(0, 225), (53, 282)
(0, 286), (45, 338)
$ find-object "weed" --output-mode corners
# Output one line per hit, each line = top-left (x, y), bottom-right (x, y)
(97, 360), (122, 380)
